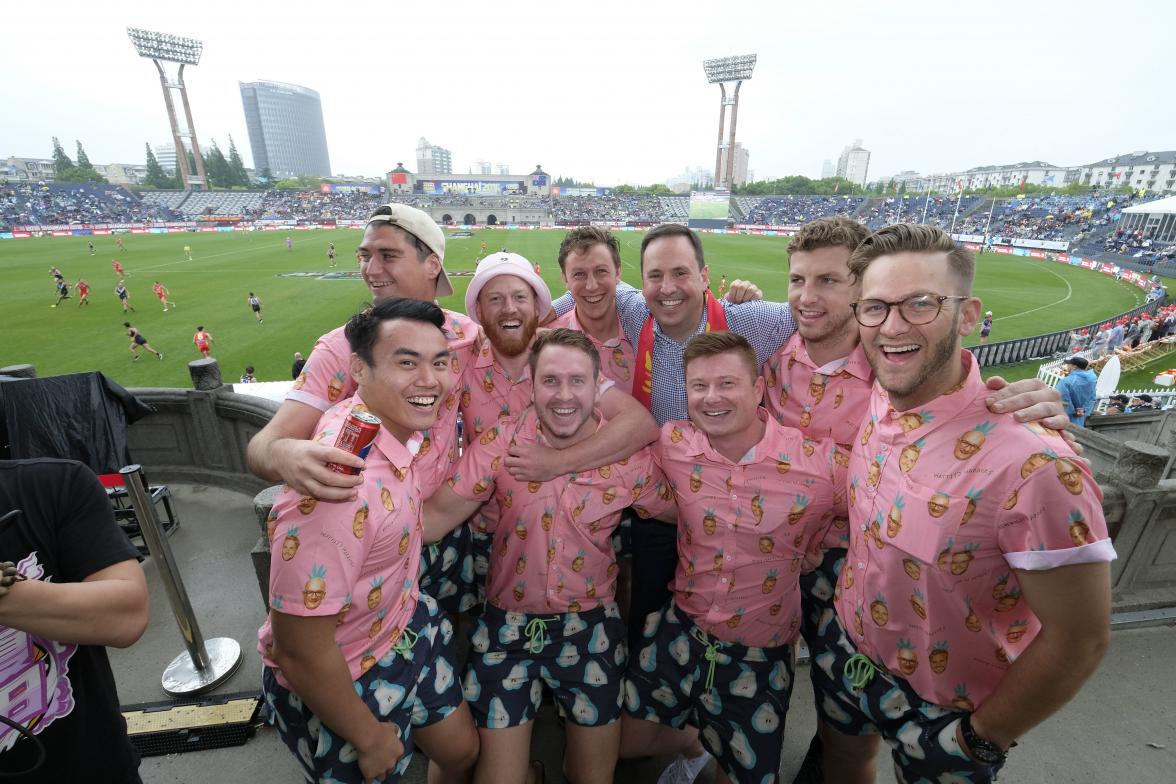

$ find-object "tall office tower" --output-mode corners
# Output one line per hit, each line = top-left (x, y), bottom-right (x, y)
(239, 80), (331, 179)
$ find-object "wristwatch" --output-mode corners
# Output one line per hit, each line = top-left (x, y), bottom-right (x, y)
(960, 714), (1008, 765)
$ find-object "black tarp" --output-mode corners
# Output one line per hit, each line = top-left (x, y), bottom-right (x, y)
(0, 372), (155, 474)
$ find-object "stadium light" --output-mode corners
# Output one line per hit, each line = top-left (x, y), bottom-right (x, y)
(703, 54), (756, 84)
(705, 54), (757, 191)
(127, 27), (203, 65)
(128, 27), (208, 190)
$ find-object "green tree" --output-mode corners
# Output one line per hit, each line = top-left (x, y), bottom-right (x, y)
(227, 136), (249, 187)
(257, 167), (274, 188)
(202, 141), (233, 188)
(75, 141), (93, 171)
(186, 150), (198, 185)
(51, 137), (73, 174)
(142, 143), (177, 189)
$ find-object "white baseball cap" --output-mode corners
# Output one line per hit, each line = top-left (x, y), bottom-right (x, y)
(366, 204), (453, 297)
(465, 252), (553, 324)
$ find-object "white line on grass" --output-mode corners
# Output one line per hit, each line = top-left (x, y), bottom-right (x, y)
(992, 264), (1072, 322)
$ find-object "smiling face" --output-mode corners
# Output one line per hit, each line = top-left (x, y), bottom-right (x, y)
(358, 223), (441, 304)
(350, 318), (452, 444)
(642, 235), (709, 342)
(686, 351), (765, 443)
(789, 245), (859, 346)
(478, 275), (540, 358)
(857, 252), (980, 412)
(532, 344), (599, 446)
(563, 242), (621, 326)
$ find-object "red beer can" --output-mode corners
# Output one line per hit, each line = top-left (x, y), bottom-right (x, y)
(327, 410), (381, 474)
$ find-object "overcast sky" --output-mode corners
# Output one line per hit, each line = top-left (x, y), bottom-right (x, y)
(3, 0), (1173, 185)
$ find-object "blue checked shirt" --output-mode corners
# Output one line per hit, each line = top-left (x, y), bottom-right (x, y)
(552, 283), (796, 425)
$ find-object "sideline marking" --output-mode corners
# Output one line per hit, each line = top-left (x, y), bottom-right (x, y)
(994, 263), (1073, 322)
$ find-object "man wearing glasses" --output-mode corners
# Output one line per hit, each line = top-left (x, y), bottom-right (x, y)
(812, 224), (1113, 783)
(762, 218), (1068, 784)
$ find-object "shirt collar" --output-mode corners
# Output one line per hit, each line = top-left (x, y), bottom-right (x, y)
(346, 394), (417, 470)
(566, 307), (626, 348)
(680, 407), (787, 465)
(652, 303), (713, 345)
(786, 333), (874, 382)
(880, 350), (986, 431)
(472, 332), (532, 382)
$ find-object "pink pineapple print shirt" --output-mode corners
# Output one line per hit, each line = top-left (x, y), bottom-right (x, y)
(835, 350), (1115, 710)
(641, 411), (847, 648)
(447, 408), (660, 613)
(259, 395), (426, 687)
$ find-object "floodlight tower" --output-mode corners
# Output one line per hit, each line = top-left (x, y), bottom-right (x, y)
(703, 54), (756, 190)
(128, 27), (208, 190)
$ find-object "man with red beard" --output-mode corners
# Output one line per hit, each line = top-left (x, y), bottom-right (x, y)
(457, 252), (658, 600)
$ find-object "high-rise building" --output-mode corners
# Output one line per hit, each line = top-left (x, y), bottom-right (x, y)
(416, 138), (452, 175)
(239, 80), (331, 179)
(821, 159), (835, 179)
(154, 143), (178, 175)
(836, 140), (871, 187)
(718, 143), (751, 187)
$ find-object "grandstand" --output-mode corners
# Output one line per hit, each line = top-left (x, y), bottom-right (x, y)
(1, 182), (179, 226)
(742, 195), (866, 226)
(858, 194), (981, 230)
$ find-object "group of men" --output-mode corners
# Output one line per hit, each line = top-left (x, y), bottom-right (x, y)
(243, 203), (1111, 784)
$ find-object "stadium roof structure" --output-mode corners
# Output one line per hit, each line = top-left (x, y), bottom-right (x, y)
(1081, 150), (1176, 168)
(1122, 195), (1176, 215)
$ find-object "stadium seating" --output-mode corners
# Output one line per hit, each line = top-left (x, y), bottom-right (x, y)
(742, 195), (866, 226)
(1, 182), (179, 227)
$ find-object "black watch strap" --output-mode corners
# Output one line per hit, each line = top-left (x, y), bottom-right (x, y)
(961, 714), (1007, 765)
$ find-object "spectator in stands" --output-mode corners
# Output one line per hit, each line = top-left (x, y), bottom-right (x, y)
(1138, 315), (1155, 345)
(1130, 394), (1157, 411)
(240, 366), (257, 383)
(980, 310), (994, 344)
(291, 352), (306, 381)
(1105, 394), (1130, 414)
(1090, 325), (1111, 358)
(1057, 356), (1098, 426)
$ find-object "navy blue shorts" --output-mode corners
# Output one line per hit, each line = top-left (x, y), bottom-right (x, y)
(624, 602), (795, 784)
(261, 595), (463, 783)
(417, 524), (477, 614)
(809, 608), (1004, 783)
(463, 601), (627, 729)
(799, 547), (845, 698)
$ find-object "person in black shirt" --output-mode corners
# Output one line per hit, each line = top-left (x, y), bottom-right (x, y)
(291, 351), (306, 381)
(0, 458), (149, 783)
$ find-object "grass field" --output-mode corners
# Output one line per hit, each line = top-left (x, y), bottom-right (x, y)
(1, 229), (1147, 389)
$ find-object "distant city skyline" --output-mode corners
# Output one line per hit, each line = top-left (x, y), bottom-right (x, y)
(2, 1), (1172, 186)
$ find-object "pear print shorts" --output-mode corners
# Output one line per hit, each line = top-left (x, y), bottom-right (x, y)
(624, 601), (795, 784)
(462, 601), (627, 729)
(417, 524), (477, 614)
(809, 609), (1003, 783)
(261, 595), (464, 784)
(799, 547), (846, 697)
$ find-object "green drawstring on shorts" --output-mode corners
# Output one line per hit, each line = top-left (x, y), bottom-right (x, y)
(392, 627), (420, 658)
(844, 652), (878, 690)
(525, 616), (559, 655)
(692, 627), (723, 691)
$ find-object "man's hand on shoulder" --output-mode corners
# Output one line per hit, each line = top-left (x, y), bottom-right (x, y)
(725, 279), (763, 304)
(504, 441), (568, 483)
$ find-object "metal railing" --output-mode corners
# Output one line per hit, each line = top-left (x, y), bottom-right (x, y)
(968, 296), (1168, 368)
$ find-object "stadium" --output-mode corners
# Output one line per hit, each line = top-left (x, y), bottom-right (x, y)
(3, 6), (1176, 784)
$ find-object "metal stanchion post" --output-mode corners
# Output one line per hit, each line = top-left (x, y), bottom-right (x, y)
(121, 464), (242, 696)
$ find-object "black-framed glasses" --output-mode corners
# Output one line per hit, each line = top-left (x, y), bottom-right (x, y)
(850, 295), (970, 327)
